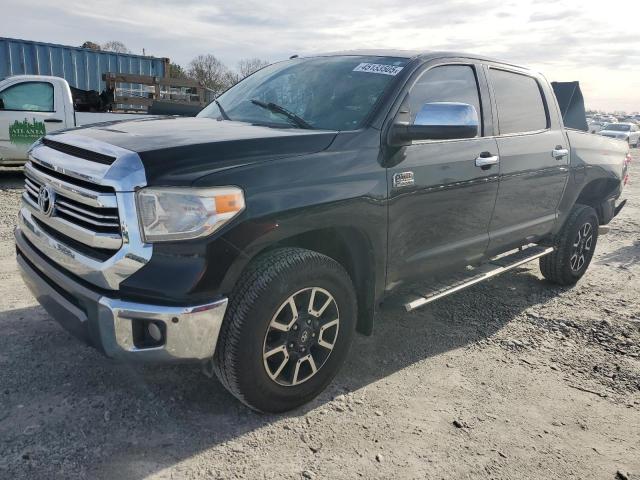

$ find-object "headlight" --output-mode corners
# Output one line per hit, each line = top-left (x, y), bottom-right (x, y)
(136, 186), (245, 242)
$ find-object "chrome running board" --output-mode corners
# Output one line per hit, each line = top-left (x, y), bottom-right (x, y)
(404, 245), (554, 312)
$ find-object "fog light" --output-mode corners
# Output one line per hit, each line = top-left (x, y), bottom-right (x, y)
(147, 322), (163, 342)
(132, 319), (166, 348)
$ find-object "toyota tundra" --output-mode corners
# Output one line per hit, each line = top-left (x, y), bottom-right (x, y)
(15, 51), (629, 412)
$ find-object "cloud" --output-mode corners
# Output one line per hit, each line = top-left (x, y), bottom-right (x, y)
(529, 10), (577, 22)
(2, 0), (640, 111)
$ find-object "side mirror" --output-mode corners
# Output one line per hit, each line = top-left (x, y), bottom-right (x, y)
(390, 102), (479, 146)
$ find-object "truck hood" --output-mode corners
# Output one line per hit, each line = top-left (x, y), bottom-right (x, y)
(49, 117), (338, 185)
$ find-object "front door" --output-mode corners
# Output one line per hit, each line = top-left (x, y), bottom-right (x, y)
(0, 80), (64, 162)
(386, 63), (500, 288)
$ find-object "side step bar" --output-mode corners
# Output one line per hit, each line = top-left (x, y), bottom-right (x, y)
(404, 245), (554, 312)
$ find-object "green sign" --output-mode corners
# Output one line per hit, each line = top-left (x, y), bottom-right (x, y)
(9, 118), (46, 145)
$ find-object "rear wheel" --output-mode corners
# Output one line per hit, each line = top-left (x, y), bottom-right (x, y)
(213, 248), (357, 412)
(540, 204), (599, 285)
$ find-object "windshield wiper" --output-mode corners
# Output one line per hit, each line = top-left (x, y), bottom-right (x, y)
(250, 99), (314, 129)
(215, 100), (231, 120)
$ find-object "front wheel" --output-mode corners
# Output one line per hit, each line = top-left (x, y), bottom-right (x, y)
(539, 204), (599, 285)
(213, 248), (357, 412)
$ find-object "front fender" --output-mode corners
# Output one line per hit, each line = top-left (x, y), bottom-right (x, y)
(120, 131), (388, 306)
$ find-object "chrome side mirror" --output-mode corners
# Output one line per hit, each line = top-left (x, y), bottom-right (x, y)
(390, 102), (479, 146)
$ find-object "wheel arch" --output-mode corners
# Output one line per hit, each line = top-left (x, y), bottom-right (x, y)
(236, 226), (379, 336)
(574, 177), (621, 224)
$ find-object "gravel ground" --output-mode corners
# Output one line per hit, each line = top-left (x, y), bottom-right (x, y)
(0, 155), (639, 480)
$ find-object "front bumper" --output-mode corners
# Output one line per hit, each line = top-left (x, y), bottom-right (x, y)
(15, 228), (228, 363)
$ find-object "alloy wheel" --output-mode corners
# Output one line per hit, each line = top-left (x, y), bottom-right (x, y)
(570, 222), (594, 272)
(262, 287), (340, 386)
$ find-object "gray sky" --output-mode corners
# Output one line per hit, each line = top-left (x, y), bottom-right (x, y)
(4, 0), (640, 112)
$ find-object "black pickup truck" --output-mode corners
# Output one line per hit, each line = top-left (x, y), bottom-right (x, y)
(15, 51), (630, 412)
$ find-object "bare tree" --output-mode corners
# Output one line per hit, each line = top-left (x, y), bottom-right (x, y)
(101, 41), (131, 54)
(188, 54), (232, 96)
(81, 41), (101, 51)
(237, 58), (269, 79)
(223, 70), (241, 88)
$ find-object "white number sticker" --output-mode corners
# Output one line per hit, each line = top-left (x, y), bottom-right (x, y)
(353, 63), (404, 76)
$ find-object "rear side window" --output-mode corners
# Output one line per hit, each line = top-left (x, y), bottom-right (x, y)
(489, 69), (548, 134)
(408, 65), (483, 136)
(0, 82), (54, 112)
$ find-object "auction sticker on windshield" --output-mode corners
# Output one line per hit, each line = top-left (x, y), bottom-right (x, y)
(353, 63), (404, 76)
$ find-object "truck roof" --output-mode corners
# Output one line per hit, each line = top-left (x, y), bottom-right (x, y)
(1, 74), (69, 83)
(308, 49), (533, 72)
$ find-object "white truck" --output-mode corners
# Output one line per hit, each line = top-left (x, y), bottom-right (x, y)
(0, 75), (147, 166)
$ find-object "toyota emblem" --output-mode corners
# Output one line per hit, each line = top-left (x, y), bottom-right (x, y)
(37, 185), (56, 217)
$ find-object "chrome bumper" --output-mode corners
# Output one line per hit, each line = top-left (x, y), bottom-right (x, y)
(16, 228), (228, 362)
(100, 297), (228, 361)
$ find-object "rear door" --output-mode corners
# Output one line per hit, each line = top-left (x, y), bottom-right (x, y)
(386, 62), (500, 286)
(485, 67), (569, 255)
(0, 80), (65, 162)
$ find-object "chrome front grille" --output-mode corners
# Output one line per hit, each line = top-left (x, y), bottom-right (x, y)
(17, 134), (152, 290)
(23, 161), (123, 254)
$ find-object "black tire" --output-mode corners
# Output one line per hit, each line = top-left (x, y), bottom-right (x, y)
(539, 204), (599, 286)
(213, 247), (357, 413)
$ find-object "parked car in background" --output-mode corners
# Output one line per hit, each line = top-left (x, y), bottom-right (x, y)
(0, 76), (149, 166)
(599, 122), (640, 147)
(0, 74), (208, 166)
(592, 115), (615, 123)
(588, 119), (608, 134)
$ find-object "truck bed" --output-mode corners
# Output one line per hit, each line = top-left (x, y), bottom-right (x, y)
(567, 128), (628, 178)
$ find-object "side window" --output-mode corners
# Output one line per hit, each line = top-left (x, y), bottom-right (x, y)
(408, 65), (483, 137)
(0, 82), (54, 112)
(489, 69), (548, 134)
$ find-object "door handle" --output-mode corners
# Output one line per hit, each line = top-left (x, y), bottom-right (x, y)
(475, 154), (499, 168)
(552, 147), (569, 159)
(44, 118), (63, 123)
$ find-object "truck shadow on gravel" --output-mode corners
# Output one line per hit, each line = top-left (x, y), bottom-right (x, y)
(1, 267), (568, 479)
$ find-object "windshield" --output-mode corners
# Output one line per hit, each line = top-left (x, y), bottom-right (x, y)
(604, 124), (630, 131)
(198, 56), (409, 130)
